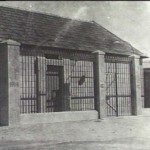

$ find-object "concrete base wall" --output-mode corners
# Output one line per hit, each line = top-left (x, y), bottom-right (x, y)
(20, 110), (98, 125)
(142, 108), (150, 116)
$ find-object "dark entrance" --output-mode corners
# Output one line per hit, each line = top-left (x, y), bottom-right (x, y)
(46, 65), (63, 112)
(105, 55), (132, 116)
(144, 68), (150, 108)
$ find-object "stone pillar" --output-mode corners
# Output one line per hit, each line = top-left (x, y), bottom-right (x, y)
(130, 55), (142, 115)
(8, 40), (21, 125)
(0, 39), (20, 126)
(94, 51), (106, 119)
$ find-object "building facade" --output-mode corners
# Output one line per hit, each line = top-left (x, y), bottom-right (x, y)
(0, 6), (147, 126)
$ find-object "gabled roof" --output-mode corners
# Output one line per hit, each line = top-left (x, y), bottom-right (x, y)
(0, 6), (146, 57)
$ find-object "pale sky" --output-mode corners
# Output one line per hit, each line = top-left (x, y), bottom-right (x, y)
(0, 1), (150, 57)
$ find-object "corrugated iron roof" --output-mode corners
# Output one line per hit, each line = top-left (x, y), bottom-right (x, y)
(0, 6), (146, 56)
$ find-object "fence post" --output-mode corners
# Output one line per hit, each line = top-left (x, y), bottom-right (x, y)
(130, 55), (142, 115)
(94, 51), (106, 119)
(0, 40), (21, 126)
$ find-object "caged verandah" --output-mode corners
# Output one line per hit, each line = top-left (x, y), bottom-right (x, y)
(20, 45), (135, 117)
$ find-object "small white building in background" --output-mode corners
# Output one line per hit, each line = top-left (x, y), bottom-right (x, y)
(142, 58), (150, 109)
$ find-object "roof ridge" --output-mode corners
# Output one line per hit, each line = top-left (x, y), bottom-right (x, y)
(0, 5), (93, 24)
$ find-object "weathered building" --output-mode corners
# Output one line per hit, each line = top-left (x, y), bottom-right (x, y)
(0, 6), (147, 126)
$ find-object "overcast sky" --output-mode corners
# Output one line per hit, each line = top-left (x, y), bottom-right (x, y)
(0, 1), (150, 57)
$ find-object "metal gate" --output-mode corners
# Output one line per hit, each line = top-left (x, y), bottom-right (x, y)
(105, 55), (132, 116)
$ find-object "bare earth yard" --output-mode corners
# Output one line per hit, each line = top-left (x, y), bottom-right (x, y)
(0, 115), (150, 150)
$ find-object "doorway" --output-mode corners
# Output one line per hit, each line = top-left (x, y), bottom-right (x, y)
(46, 65), (64, 112)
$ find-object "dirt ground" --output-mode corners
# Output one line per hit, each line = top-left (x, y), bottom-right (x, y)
(0, 115), (150, 150)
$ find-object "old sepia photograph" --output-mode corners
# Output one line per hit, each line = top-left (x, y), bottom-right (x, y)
(0, 1), (150, 149)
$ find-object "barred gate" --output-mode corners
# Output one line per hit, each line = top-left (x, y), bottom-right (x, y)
(105, 55), (132, 116)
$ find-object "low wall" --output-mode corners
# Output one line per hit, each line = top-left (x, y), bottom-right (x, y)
(20, 110), (98, 125)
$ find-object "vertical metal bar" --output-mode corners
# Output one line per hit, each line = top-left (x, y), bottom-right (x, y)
(125, 63), (127, 115)
(34, 50), (37, 113)
(83, 60), (85, 111)
(71, 61), (73, 111)
(78, 60), (81, 111)
(92, 61), (94, 110)
(93, 59), (96, 110)
(108, 62), (110, 116)
(112, 62), (115, 116)
(75, 60), (77, 111)
(107, 62), (109, 116)
(120, 63), (122, 116)
(52, 60), (54, 112)
(106, 62), (108, 115)
(21, 51), (23, 113)
(115, 62), (119, 116)
(129, 61), (132, 115)
(24, 53), (26, 113)
(123, 63), (125, 115)
(21, 52), (23, 113)
(30, 50), (33, 113)
(122, 63), (124, 116)
(81, 60), (84, 110)
(45, 63), (48, 112)
(28, 50), (30, 113)
(36, 57), (40, 113)
(107, 59), (110, 116)
(27, 50), (29, 113)
(88, 62), (90, 110)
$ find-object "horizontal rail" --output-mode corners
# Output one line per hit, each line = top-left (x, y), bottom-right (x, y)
(71, 96), (94, 99)
(106, 95), (131, 98)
